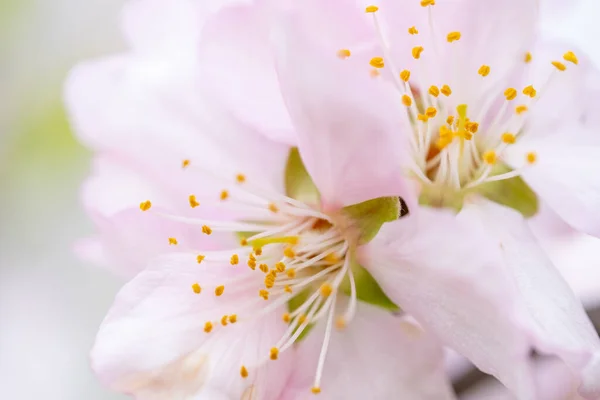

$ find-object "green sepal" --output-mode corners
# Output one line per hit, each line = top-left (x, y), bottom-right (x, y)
(340, 256), (400, 312)
(285, 147), (320, 204)
(476, 163), (539, 218)
(342, 197), (401, 244)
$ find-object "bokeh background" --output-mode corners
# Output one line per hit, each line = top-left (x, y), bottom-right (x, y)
(0, 0), (599, 399)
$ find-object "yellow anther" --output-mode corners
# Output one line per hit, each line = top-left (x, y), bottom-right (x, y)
(139, 200), (152, 211)
(365, 5), (379, 13)
(188, 194), (200, 208)
(421, 0), (435, 6)
(220, 190), (229, 201)
(259, 263), (269, 273)
(259, 289), (269, 300)
(369, 57), (384, 68)
(402, 94), (413, 107)
(228, 314), (237, 324)
(525, 52), (532, 63)
(201, 225), (212, 235)
(337, 49), (351, 59)
(478, 65), (490, 77)
(248, 253), (256, 261)
(400, 70), (411, 82)
(204, 321), (213, 333)
(268, 269), (277, 278)
(526, 152), (537, 164)
(482, 150), (497, 165)
(283, 247), (295, 258)
(221, 315), (229, 326)
(268, 203), (279, 213)
(311, 387), (322, 394)
(426, 106), (437, 118)
(230, 254), (239, 265)
(504, 88), (517, 101)
(269, 347), (279, 360)
(191, 283), (201, 294)
(284, 285), (293, 293)
(240, 366), (248, 378)
(196, 254), (205, 264)
(182, 159), (190, 168)
(253, 247), (263, 256)
(441, 84), (452, 96)
(236, 174), (246, 183)
(369, 69), (380, 78)
(412, 46), (424, 59)
(324, 253), (339, 264)
(264, 277), (275, 289)
(335, 316), (347, 330)
(563, 51), (578, 65)
(429, 85), (440, 97)
(286, 268), (296, 278)
(320, 283), (333, 298)
(408, 26), (419, 35)
(466, 121), (479, 134)
(523, 85), (537, 98)
(247, 259), (256, 270)
(215, 285), (225, 296)
(502, 133), (516, 144)
(417, 114), (429, 122)
(298, 314), (307, 324)
(168, 237), (178, 245)
(447, 31), (461, 43)
(552, 61), (567, 71)
(282, 313), (291, 323)
(516, 105), (528, 114)
(446, 115), (454, 125)
(240, 237), (248, 246)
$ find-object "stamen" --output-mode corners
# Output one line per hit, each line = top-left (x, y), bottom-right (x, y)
(501, 133), (516, 144)
(478, 65), (490, 77)
(369, 57), (385, 68)
(282, 313), (291, 323)
(230, 254), (239, 265)
(421, 0), (435, 6)
(516, 105), (528, 115)
(191, 283), (201, 294)
(429, 85), (440, 97)
(446, 31), (461, 42)
(139, 200), (152, 211)
(259, 289), (269, 300)
(402, 95), (413, 107)
(320, 283), (333, 298)
(286, 269), (296, 278)
(441, 84), (452, 96)
(204, 321), (213, 333)
(240, 366), (248, 378)
(168, 237), (178, 245)
(270, 347), (279, 360)
(188, 195), (200, 208)
(482, 150), (497, 165)
(524, 52), (532, 63)
(311, 387), (321, 395)
(196, 254), (205, 264)
(400, 70), (411, 82)
(526, 152), (537, 164)
(221, 315), (229, 326)
(202, 225), (213, 235)
(236, 174), (246, 183)
(552, 61), (567, 71)
(215, 285), (225, 296)
(563, 51), (578, 65)
(426, 107), (437, 118)
(337, 49), (351, 59)
(182, 159), (190, 168)
(268, 203), (279, 213)
(504, 88), (517, 101)
(365, 5), (379, 13)
(220, 190), (229, 201)
(408, 26), (419, 35)
(229, 314), (237, 323)
(412, 46), (424, 59)
(523, 85), (537, 98)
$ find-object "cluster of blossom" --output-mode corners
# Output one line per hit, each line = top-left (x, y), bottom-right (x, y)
(65, 0), (600, 398)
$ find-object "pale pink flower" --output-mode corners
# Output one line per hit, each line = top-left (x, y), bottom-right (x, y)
(63, 2), (476, 398)
(202, 0), (600, 398)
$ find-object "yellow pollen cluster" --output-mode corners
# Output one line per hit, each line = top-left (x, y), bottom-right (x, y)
(446, 31), (461, 42)
(311, 387), (322, 395)
(426, 106), (437, 118)
(283, 247), (295, 258)
(268, 203), (279, 213)
(275, 262), (286, 273)
(229, 314), (238, 324)
(189, 195), (200, 208)
(478, 65), (490, 77)
(320, 283), (333, 298)
(482, 150), (497, 165)
(259, 263), (269, 273)
(502, 133), (516, 144)
(286, 268), (296, 278)
(230, 254), (239, 265)
(370, 57), (384, 68)
(412, 46), (424, 59)
(196, 254), (205, 264)
(337, 49), (351, 59)
(523, 85), (537, 98)
(182, 159), (190, 168)
(215, 285), (225, 296)
(525, 52), (533, 63)
(191, 283), (201, 294)
(365, 5), (378, 13)
(204, 321), (213, 333)
(220, 190), (229, 201)
(552, 61), (567, 71)
(202, 225), (212, 235)
(236, 174), (246, 183)
(504, 87), (517, 101)
(402, 94), (412, 107)
(282, 313), (291, 323)
(400, 69), (411, 82)
(516, 105), (528, 115)
(221, 315), (229, 326)
(420, 0), (435, 6)
(139, 200), (152, 211)
(240, 366), (248, 378)
(563, 51), (578, 65)
(270, 347), (279, 360)
(259, 289), (269, 300)
(428, 85), (440, 97)
(440, 84), (452, 96)
(168, 237), (178, 245)
(284, 285), (293, 293)
(526, 152), (537, 164)
(408, 26), (419, 35)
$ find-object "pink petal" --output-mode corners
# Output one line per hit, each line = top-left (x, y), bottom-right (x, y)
(271, 2), (413, 208)
(466, 200), (600, 399)
(198, 4), (295, 144)
(359, 207), (538, 398)
(283, 301), (456, 399)
(91, 253), (291, 398)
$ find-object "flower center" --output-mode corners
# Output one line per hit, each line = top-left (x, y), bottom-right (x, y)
(139, 167), (358, 394)
(358, 3), (579, 213)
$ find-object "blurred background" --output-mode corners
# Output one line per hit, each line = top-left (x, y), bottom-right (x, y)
(0, 0), (599, 399)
